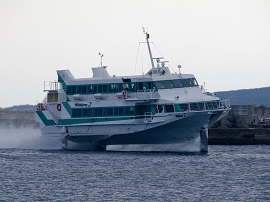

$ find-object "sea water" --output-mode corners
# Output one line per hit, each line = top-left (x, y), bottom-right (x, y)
(0, 127), (269, 201)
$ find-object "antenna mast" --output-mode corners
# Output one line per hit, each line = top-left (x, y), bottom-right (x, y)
(98, 52), (104, 67)
(143, 28), (155, 69)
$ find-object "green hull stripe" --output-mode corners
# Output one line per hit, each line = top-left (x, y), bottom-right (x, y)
(62, 102), (72, 116)
(36, 111), (56, 126)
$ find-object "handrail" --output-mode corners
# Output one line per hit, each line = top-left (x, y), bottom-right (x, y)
(144, 112), (153, 123)
(220, 99), (230, 109)
(135, 89), (159, 100)
(44, 81), (62, 91)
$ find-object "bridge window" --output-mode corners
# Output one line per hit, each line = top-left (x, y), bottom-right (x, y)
(182, 79), (190, 87)
(206, 102), (213, 110)
(192, 78), (199, 86)
(212, 101), (219, 109)
(172, 79), (183, 88)
(197, 102), (205, 110)
(163, 80), (174, 89)
(154, 81), (165, 89)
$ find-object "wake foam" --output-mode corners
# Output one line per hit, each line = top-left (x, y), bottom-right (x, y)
(0, 126), (62, 150)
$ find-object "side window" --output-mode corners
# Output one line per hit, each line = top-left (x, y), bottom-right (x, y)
(119, 108), (124, 115)
(81, 86), (87, 94)
(174, 104), (181, 112)
(71, 86), (76, 94)
(118, 84), (123, 92)
(129, 106), (135, 115)
(114, 108), (119, 115)
(158, 105), (163, 113)
(102, 85), (108, 93)
(109, 84), (118, 92)
(82, 108), (92, 117)
(136, 82), (143, 90)
(130, 83), (135, 92)
(93, 108), (102, 116)
(97, 85), (102, 93)
(89, 85), (97, 93)
(147, 82), (153, 89)
(76, 109), (82, 117)
(122, 83), (129, 91)
(104, 108), (113, 116)
(77, 86), (82, 94)
(179, 103), (189, 111)
(72, 109), (77, 117)
(165, 104), (174, 113)
(190, 103), (199, 111)
(67, 86), (72, 95)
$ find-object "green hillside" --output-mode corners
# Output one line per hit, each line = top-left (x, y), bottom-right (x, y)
(216, 87), (270, 107)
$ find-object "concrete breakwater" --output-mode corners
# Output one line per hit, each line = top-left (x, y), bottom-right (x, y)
(209, 128), (270, 145)
(1, 110), (270, 145)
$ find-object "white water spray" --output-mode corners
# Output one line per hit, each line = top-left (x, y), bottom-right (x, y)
(0, 126), (62, 150)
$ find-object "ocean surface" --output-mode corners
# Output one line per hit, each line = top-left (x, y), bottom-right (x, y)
(0, 127), (269, 201)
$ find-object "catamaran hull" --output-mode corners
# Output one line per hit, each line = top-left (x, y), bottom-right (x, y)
(59, 110), (227, 152)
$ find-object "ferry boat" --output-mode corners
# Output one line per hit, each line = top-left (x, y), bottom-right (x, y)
(35, 31), (230, 152)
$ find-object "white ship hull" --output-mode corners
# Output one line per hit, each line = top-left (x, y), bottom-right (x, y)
(37, 110), (228, 152)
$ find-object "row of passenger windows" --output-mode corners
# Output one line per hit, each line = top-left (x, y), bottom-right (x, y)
(66, 78), (198, 95)
(174, 101), (220, 112)
(72, 107), (135, 117)
(71, 101), (220, 118)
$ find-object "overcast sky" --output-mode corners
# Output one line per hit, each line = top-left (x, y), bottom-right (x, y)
(1, 0), (270, 108)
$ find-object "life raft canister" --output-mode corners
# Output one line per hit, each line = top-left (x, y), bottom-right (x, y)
(122, 90), (127, 99)
(57, 104), (61, 111)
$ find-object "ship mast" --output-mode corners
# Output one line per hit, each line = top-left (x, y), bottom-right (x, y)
(143, 28), (155, 70)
